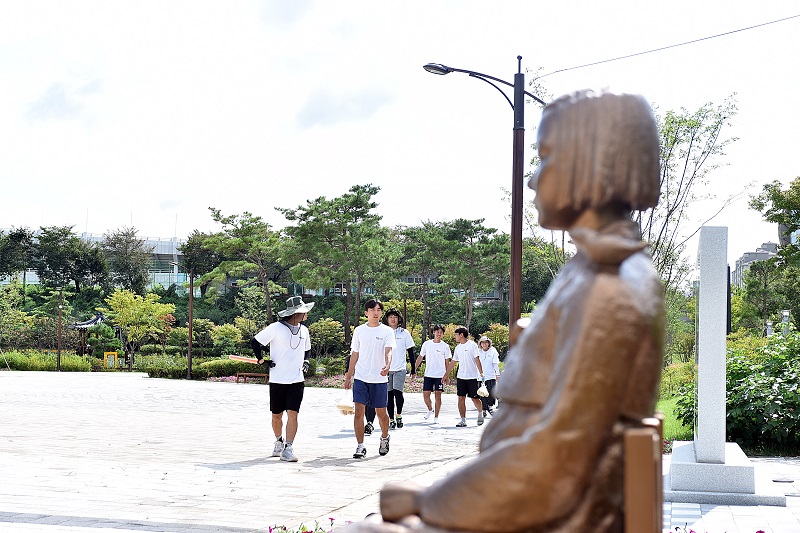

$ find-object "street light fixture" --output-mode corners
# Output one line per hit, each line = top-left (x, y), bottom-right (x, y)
(423, 56), (546, 329)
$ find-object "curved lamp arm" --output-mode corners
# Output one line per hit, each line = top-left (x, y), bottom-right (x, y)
(423, 61), (547, 107)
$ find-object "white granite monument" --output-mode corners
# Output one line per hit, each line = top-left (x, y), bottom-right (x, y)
(664, 226), (786, 505)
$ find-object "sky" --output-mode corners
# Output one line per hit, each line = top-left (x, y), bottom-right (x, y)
(1, 1), (798, 270)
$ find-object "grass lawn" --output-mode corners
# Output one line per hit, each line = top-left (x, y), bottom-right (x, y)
(657, 396), (693, 444)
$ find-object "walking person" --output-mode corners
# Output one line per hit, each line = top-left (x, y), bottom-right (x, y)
(414, 324), (452, 424)
(446, 327), (485, 427)
(250, 296), (314, 462)
(344, 299), (396, 458)
(477, 336), (500, 417)
(382, 308), (415, 429)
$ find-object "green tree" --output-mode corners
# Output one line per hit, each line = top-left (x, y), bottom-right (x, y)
(178, 230), (222, 298)
(278, 184), (385, 346)
(308, 317), (345, 358)
(203, 210), (286, 324)
(32, 226), (106, 296)
(234, 285), (270, 330)
(742, 258), (783, 334)
(441, 219), (509, 327)
(635, 97), (738, 291)
(100, 289), (176, 362)
(0, 227), (35, 305)
(190, 318), (215, 354)
(211, 323), (243, 355)
(749, 176), (800, 328)
(397, 222), (457, 340)
(521, 235), (565, 309)
(749, 176), (800, 263)
(102, 227), (153, 295)
(0, 281), (30, 350)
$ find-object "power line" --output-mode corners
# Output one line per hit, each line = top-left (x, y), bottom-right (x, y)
(535, 14), (800, 80)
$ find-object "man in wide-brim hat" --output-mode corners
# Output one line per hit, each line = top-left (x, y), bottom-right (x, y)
(249, 296), (315, 462)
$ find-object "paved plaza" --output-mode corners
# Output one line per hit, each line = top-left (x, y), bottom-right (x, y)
(1, 371), (800, 533)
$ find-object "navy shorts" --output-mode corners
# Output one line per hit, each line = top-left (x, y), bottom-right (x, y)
(353, 379), (388, 409)
(422, 376), (444, 392)
(456, 378), (480, 399)
(269, 382), (304, 414)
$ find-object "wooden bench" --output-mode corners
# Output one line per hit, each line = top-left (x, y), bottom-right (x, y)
(624, 414), (663, 533)
(235, 372), (268, 384)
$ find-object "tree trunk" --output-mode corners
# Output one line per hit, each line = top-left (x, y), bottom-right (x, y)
(343, 283), (353, 347)
(260, 271), (273, 324)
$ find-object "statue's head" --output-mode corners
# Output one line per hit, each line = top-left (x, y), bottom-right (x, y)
(530, 90), (660, 230)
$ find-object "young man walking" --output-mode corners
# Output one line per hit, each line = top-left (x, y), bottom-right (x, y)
(414, 324), (452, 424)
(445, 326), (485, 427)
(383, 308), (415, 429)
(250, 296), (314, 462)
(344, 299), (396, 458)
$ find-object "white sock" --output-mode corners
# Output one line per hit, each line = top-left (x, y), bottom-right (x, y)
(433, 417), (438, 423)
(285, 441), (292, 447)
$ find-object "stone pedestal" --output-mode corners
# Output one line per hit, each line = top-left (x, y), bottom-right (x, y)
(666, 441), (785, 505)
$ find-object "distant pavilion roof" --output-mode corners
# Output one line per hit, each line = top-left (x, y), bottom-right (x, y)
(68, 312), (106, 330)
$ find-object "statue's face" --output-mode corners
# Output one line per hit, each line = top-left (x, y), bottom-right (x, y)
(531, 108), (580, 231)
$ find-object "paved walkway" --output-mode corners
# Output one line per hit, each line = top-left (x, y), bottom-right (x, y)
(0, 371), (799, 533)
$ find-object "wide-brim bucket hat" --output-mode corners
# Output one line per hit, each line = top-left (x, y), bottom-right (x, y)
(278, 296), (315, 317)
(478, 335), (492, 347)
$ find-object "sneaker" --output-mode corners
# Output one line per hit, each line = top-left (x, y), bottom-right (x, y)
(364, 422), (373, 436)
(423, 410), (433, 420)
(379, 435), (390, 456)
(271, 437), (285, 457)
(280, 444), (298, 462)
(477, 412), (485, 426)
(396, 416), (403, 428)
(433, 417), (439, 424)
(482, 410), (488, 417)
(389, 419), (397, 430)
(456, 420), (467, 428)
(353, 446), (367, 459)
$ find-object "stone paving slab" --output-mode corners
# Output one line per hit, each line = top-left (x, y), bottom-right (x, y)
(3, 371), (800, 533)
(0, 371), (482, 532)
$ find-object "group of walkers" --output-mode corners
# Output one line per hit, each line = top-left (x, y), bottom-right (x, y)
(249, 296), (501, 462)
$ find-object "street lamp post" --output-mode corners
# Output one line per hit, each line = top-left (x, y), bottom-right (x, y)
(57, 287), (63, 372)
(423, 56), (546, 328)
(187, 266), (194, 380)
(171, 262), (194, 379)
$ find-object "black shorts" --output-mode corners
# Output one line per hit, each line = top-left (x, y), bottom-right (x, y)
(422, 377), (444, 392)
(456, 378), (480, 399)
(269, 382), (304, 414)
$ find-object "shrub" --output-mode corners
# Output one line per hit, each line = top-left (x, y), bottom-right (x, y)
(1, 350), (91, 372)
(660, 361), (696, 399)
(674, 331), (800, 454)
(198, 358), (259, 377)
(480, 323), (509, 359)
(212, 323), (243, 355)
(308, 318), (344, 358)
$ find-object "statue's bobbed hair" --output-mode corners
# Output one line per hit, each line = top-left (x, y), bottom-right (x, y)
(540, 90), (660, 212)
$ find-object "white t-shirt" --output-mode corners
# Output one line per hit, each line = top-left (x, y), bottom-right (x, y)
(453, 339), (482, 379)
(253, 321), (311, 384)
(389, 327), (415, 372)
(479, 346), (501, 379)
(419, 339), (452, 378)
(350, 323), (396, 383)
